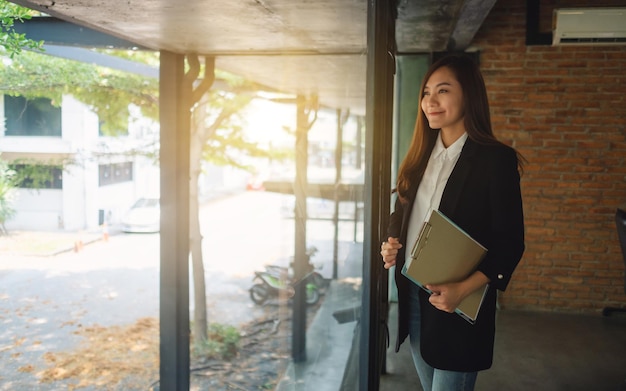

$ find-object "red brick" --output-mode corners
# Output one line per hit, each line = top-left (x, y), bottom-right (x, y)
(472, 0), (626, 314)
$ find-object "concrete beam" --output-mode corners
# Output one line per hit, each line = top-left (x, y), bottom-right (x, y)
(449, 0), (498, 50)
(40, 44), (159, 78)
(13, 16), (147, 49)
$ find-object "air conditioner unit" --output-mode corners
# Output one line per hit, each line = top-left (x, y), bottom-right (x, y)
(553, 7), (626, 45)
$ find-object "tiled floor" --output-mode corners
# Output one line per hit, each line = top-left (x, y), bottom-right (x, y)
(381, 304), (626, 391)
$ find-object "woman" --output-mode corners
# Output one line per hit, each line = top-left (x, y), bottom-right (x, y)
(380, 54), (525, 390)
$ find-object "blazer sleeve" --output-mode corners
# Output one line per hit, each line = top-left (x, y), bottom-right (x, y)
(387, 195), (405, 240)
(476, 146), (525, 292)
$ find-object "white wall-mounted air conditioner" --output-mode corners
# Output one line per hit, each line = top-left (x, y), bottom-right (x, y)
(553, 7), (626, 45)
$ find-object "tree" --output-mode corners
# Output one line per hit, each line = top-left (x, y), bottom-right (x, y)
(0, 156), (16, 235)
(0, 15), (292, 345)
(185, 55), (280, 342)
(0, 49), (160, 134)
(0, 0), (42, 57)
(0, 1), (43, 236)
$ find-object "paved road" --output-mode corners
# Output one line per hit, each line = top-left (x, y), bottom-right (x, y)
(0, 191), (363, 390)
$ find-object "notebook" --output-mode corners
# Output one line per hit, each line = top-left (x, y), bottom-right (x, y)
(401, 210), (489, 324)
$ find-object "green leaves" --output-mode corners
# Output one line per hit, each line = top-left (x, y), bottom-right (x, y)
(0, 50), (160, 134)
(0, 0), (43, 57)
(0, 3), (289, 172)
(191, 322), (241, 361)
(0, 156), (17, 232)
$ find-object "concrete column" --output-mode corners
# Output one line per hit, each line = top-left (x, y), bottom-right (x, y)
(159, 50), (191, 391)
(388, 54), (430, 302)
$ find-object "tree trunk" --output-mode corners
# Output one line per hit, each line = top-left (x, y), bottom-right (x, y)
(186, 55), (214, 344)
(190, 142), (208, 342)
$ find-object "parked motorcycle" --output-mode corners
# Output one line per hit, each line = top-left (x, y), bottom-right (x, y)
(249, 247), (326, 306)
(263, 261), (328, 292)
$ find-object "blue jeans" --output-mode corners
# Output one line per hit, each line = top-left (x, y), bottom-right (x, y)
(408, 283), (478, 391)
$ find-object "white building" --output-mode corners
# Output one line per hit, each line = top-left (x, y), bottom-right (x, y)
(0, 94), (160, 232)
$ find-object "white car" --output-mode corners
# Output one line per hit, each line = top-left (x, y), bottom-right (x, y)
(121, 198), (160, 233)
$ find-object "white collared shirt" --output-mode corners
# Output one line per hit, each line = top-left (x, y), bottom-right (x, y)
(405, 132), (468, 263)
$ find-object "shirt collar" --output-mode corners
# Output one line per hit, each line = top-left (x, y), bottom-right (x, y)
(433, 131), (468, 161)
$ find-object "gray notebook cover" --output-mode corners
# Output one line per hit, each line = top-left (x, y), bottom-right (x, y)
(401, 210), (488, 324)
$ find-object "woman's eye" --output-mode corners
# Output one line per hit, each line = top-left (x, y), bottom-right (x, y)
(438, 89), (448, 94)
(422, 91), (430, 96)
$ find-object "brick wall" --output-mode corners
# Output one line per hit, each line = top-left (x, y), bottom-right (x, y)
(474, 0), (626, 313)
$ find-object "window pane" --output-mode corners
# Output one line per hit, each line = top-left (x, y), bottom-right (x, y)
(2, 78), (368, 391)
(4, 95), (62, 137)
(99, 162), (133, 186)
(185, 102), (365, 390)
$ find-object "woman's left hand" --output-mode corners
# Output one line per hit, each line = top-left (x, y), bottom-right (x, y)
(425, 283), (464, 313)
(425, 271), (490, 313)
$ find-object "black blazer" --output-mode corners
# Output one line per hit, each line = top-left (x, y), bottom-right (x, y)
(388, 138), (525, 372)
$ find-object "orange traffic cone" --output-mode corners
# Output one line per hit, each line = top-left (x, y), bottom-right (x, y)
(74, 240), (83, 252)
(102, 222), (109, 242)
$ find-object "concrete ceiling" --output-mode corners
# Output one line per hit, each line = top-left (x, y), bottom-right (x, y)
(11, 0), (497, 115)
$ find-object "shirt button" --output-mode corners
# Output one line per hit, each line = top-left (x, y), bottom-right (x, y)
(497, 274), (504, 280)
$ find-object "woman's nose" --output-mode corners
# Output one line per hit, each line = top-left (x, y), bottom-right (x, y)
(424, 95), (438, 106)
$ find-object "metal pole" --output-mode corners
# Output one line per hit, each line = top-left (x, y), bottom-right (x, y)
(292, 94), (309, 362)
(355, 116), (364, 242)
(333, 108), (344, 279)
(361, 0), (396, 389)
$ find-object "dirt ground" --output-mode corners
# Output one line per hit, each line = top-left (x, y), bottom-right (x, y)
(22, 300), (322, 391)
(188, 302), (322, 391)
(0, 230), (325, 390)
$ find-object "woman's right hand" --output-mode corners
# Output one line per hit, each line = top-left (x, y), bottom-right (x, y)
(380, 237), (402, 269)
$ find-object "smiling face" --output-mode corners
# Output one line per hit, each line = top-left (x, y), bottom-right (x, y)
(421, 66), (466, 140)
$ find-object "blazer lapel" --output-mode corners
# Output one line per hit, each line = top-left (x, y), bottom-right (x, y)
(399, 179), (420, 241)
(439, 139), (478, 217)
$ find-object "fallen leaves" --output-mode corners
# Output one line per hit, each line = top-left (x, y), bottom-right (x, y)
(22, 302), (322, 390)
(37, 317), (159, 390)
(0, 336), (27, 353)
(17, 365), (34, 373)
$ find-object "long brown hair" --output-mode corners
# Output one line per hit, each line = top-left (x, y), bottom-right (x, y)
(395, 53), (520, 203)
